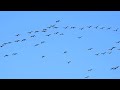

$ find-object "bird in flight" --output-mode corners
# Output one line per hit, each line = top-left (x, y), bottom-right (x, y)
(54, 27), (59, 29)
(30, 35), (36, 38)
(101, 52), (106, 55)
(85, 76), (89, 78)
(42, 29), (47, 32)
(42, 56), (45, 58)
(87, 26), (92, 28)
(94, 26), (99, 29)
(80, 27), (84, 30)
(100, 27), (105, 29)
(95, 53), (99, 56)
(88, 48), (93, 50)
(64, 51), (67, 53)
(107, 27), (111, 30)
(16, 34), (20, 36)
(12, 53), (18, 55)
(21, 39), (26, 42)
(116, 41), (120, 43)
(41, 41), (45, 44)
(15, 40), (20, 42)
(4, 55), (9, 57)
(111, 66), (119, 70)
(78, 36), (82, 39)
(113, 28), (119, 31)
(64, 26), (69, 29)
(56, 20), (60, 23)
(28, 31), (33, 34)
(88, 69), (92, 71)
(60, 33), (64, 35)
(67, 61), (71, 64)
(34, 44), (39, 46)
(46, 34), (51, 36)
(71, 27), (76, 29)
(108, 47), (116, 50)
(8, 42), (12, 44)
(54, 32), (59, 34)
(35, 31), (39, 33)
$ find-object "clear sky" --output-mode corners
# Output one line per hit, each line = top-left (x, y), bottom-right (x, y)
(0, 11), (120, 79)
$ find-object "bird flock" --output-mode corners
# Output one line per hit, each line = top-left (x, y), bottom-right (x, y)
(0, 19), (120, 79)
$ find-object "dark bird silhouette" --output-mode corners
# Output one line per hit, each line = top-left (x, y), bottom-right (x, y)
(60, 33), (64, 35)
(107, 27), (111, 30)
(88, 69), (92, 71)
(67, 61), (71, 64)
(4, 55), (9, 57)
(100, 27), (105, 29)
(54, 32), (59, 34)
(95, 53), (99, 56)
(54, 27), (59, 29)
(42, 56), (45, 58)
(15, 40), (20, 42)
(95, 26), (99, 29)
(64, 26), (69, 29)
(47, 26), (51, 29)
(116, 41), (120, 43)
(88, 48), (93, 50)
(42, 29), (47, 32)
(51, 25), (56, 27)
(46, 34), (51, 36)
(108, 47), (116, 50)
(16, 34), (20, 36)
(101, 52), (106, 55)
(41, 41), (45, 44)
(71, 27), (76, 29)
(12, 53), (18, 55)
(113, 28), (119, 31)
(0, 45), (4, 47)
(8, 42), (12, 44)
(111, 66), (119, 70)
(108, 52), (112, 54)
(34, 44), (39, 46)
(64, 51), (67, 53)
(78, 36), (82, 39)
(21, 39), (26, 42)
(87, 26), (92, 28)
(2, 43), (8, 45)
(35, 31), (39, 33)
(28, 31), (33, 34)
(80, 27), (84, 30)
(30, 35), (36, 38)
(85, 76), (89, 78)
(56, 20), (60, 23)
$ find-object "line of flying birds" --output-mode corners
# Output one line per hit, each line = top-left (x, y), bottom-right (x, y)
(0, 20), (120, 79)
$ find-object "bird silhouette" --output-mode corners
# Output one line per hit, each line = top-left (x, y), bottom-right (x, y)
(100, 27), (105, 29)
(35, 31), (39, 33)
(94, 26), (99, 29)
(34, 44), (39, 46)
(30, 35), (36, 38)
(12, 53), (18, 55)
(56, 20), (60, 23)
(64, 51), (67, 53)
(113, 28), (119, 31)
(28, 31), (33, 34)
(46, 34), (51, 36)
(108, 47), (116, 50)
(16, 34), (20, 36)
(60, 33), (64, 35)
(21, 39), (26, 42)
(116, 41), (120, 43)
(54, 32), (59, 34)
(4, 55), (9, 57)
(88, 69), (92, 71)
(41, 41), (45, 44)
(107, 27), (111, 30)
(15, 40), (20, 42)
(88, 48), (93, 50)
(78, 36), (82, 39)
(95, 53), (99, 56)
(64, 26), (69, 29)
(85, 76), (89, 78)
(101, 52), (106, 55)
(42, 56), (45, 58)
(67, 61), (71, 64)
(87, 26), (92, 28)
(80, 27), (84, 30)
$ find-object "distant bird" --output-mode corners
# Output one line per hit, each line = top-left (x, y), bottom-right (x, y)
(16, 34), (20, 36)
(30, 35), (36, 38)
(15, 40), (20, 42)
(117, 49), (120, 50)
(4, 55), (9, 57)
(12, 53), (18, 55)
(47, 26), (51, 29)
(54, 32), (59, 34)
(8, 42), (12, 44)
(42, 56), (45, 58)
(42, 29), (47, 32)
(56, 20), (60, 23)
(67, 61), (71, 64)
(54, 27), (59, 29)
(64, 26), (69, 29)
(64, 51), (67, 53)
(108, 47), (116, 50)
(113, 28), (119, 31)
(95, 53), (99, 56)
(35, 30), (39, 33)
(80, 27), (84, 30)
(111, 66), (119, 70)
(101, 52), (106, 55)
(2, 43), (8, 45)
(85, 76), (89, 78)
(87, 26), (92, 28)
(46, 34), (51, 36)
(21, 39), (26, 42)
(51, 25), (56, 27)
(108, 52), (112, 54)
(60, 33), (64, 35)
(71, 27), (76, 29)
(41, 41), (45, 44)
(116, 41), (120, 43)
(88, 48), (93, 50)
(28, 31), (33, 34)
(34, 44), (39, 46)
(107, 27), (111, 30)
(0, 45), (4, 47)
(88, 69), (92, 71)
(94, 26), (99, 29)
(78, 36), (82, 39)
(100, 27), (105, 29)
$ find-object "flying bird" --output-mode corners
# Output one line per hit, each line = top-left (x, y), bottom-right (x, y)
(56, 20), (60, 23)
(30, 35), (36, 37)
(88, 69), (92, 71)
(71, 27), (76, 29)
(80, 27), (84, 30)
(64, 26), (69, 29)
(100, 27), (105, 29)
(15, 40), (20, 42)
(88, 48), (93, 50)
(101, 52), (106, 55)
(67, 61), (71, 64)
(34, 44), (39, 46)
(60, 33), (64, 35)
(28, 31), (33, 34)
(64, 51), (67, 53)
(46, 34), (51, 36)
(42, 56), (45, 58)
(54, 32), (59, 34)
(113, 28), (119, 31)
(95, 53), (99, 56)
(108, 47), (116, 50)
(85, 76), (89, 78)
(107, 27), (111, 30)
(94, 26), (99, 29)
(16, 34), (20, 36)
(41, 41), (45, 44)
(21, 39), (26, 42)
(116, 41), (120, 43)
(4, 55), (9, 57)
(35, 31), (39, 33)
(78, 36), (82, 39)
(12, 53), (18, 55)
(87, 26), (92, 28)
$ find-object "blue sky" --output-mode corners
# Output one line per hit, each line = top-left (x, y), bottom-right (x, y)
(0, 11), (120, 79)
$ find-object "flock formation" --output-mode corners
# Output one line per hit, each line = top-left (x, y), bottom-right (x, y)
(0, 20), (120, 79)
